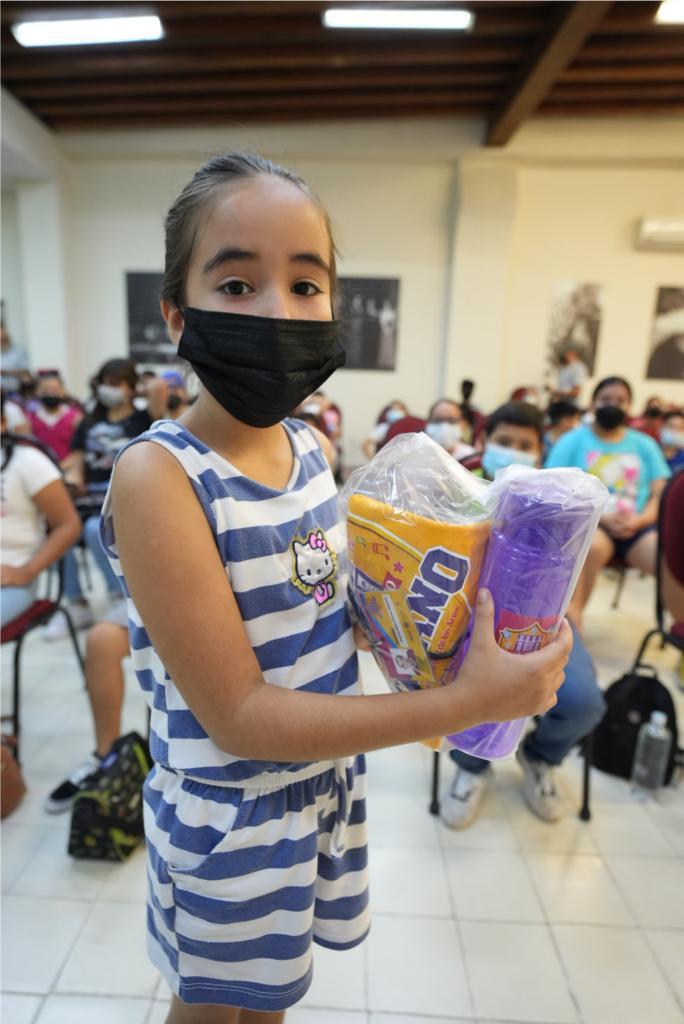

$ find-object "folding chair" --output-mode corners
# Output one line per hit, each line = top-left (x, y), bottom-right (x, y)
(579, 471), (684, 820)
(1, 558), (85, 767)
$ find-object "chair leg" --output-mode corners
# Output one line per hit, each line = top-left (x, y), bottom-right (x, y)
(579, 732), (593, 822)
(61, 606), (86, 682)
(12, 635), (26, 769)
(611, 567), (627, 610)
(79, 545), (94, 592)
(429, 750), (441, 816)
(632, 628), (661, 672)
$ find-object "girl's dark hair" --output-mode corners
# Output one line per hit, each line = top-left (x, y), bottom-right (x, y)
(377, 400), (408, 425)
(547, 400), (581, 425)
(95, 358), (138, 390)
(161, 152), (338, 309)
(592, 376), (633, 403)
(486, 401), (544, 444)
(427, 397), (462, 421)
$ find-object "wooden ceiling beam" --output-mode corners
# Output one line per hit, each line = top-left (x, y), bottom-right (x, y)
(1, 11), (546, 53)
(581, 34), (684, 61)
(0, 0), (549, 24)
(13, 66), (513, 100)
(563, 61), (684, 82)
(551, 83), (684, 100)
(31, 87), (501, 118)
(486, 1), (613, 146)
(0, 1), (317, 23)
(540, 99), (684, 115)
(46, 102), (491, 132)
(1, 39), (529, 81)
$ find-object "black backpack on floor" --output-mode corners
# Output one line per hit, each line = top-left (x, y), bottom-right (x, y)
(68, 731), (152, 862)
(591, 665), (682, 785)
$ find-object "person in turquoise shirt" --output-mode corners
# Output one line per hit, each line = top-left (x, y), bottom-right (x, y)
(546, 375), (671, 630)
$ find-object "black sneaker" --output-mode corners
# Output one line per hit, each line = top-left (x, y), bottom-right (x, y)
(43, 753), (102, 814)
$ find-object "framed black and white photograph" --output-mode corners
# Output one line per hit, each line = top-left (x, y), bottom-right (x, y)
(646, 286), (684, 381)
(126, 271), (178, 365)
(546, 281), (603, 379)
(337, 277), (400, 371)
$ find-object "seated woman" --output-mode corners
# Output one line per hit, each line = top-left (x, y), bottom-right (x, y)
(1, 395), (81, 628)
(660, 409), (684, 475)
(425, 397), (475, 461)
(362, 400), (409, 460)
(546, 376), (671, 630)
(48, 358), (167, 640)
(27, 372), (83, 461)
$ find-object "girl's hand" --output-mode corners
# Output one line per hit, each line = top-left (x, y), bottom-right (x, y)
(454, 589), (573, 728)
(353, 622), (372, 652)
(1, 564), (33, 588)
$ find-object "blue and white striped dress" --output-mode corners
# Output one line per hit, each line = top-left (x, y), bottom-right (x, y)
(100, 418), (369, 1010)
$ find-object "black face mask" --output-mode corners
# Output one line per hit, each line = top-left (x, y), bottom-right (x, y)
(40, 395), (62, 410)
(595, 405), (627, 430)
(166, 394), (184, 413)
(177, 307), (345, 428)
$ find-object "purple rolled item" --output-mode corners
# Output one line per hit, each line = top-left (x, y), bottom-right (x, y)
(447, 466), (606, 759)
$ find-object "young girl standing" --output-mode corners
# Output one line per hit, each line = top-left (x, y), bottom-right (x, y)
(100, 153), (572, 1024)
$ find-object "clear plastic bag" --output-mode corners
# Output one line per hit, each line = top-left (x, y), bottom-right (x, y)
(447, 464), (608, 758)
(340, 432), (491, 694)
(342, 437), (608, 759)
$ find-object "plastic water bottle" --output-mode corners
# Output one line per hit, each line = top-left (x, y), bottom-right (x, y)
(630, 711), (672, 799)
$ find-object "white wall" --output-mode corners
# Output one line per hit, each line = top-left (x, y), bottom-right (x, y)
(2, 103), (683, 465)
(1, 189), (27, 349)
(63, 153), (456, 461)
(503, 165), (684, 412)
(1, 88), (71, 374)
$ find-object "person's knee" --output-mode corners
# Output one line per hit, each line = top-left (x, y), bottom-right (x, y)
(588, 528), (614, 567)
(166, 995), (240, 1023)
(556, 675), (606, 734)
(86, 621), (128, 660)
(626, 531), (657, 575)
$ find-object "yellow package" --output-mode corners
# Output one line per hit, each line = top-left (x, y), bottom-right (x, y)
(347, 493), (491, 693)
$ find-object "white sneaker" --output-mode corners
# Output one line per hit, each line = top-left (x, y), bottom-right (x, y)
(440, 766), (492, 830)
(43, 753), (102, 814)
(43, 604), (94, 642)
(516, 746), (565, 823)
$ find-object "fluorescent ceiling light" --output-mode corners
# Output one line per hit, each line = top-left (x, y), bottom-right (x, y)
(655, 0), (684, 22)
(11, 15), (164, 47)
(322, 8), (474, 30)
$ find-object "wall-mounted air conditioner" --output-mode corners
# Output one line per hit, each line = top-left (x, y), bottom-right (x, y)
(634, 218), (684, 251)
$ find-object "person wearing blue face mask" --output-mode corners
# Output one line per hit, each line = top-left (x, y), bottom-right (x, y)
(479, 401), (542, 479)
(660, 409), (684, 474)
(442, 400), (606, 830)
(362, 399), (410, 459)
(424, 397), (476, 461)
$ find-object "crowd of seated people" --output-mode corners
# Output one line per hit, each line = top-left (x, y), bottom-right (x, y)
(2, 332), (682, 825)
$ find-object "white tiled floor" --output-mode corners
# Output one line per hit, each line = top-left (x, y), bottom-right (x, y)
(2, 572), (684, 1024)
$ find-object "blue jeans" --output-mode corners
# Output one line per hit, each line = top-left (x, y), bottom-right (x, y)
(1, 583), (37, 628)
(450, 626), (606, 774)
(64, 514), (121, 601)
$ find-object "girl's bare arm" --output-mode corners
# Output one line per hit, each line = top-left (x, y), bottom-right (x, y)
(111, 442), (572, 763)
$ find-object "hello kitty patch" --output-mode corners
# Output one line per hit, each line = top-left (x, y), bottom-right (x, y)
(292, 529), (337, 607)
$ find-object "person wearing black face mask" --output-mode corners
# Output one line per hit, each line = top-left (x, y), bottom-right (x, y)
(546, 375), (671, 630)
(27, 373), (83, 463)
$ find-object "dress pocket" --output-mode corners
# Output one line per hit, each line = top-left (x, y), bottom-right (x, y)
(165, 780), (248, 879)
